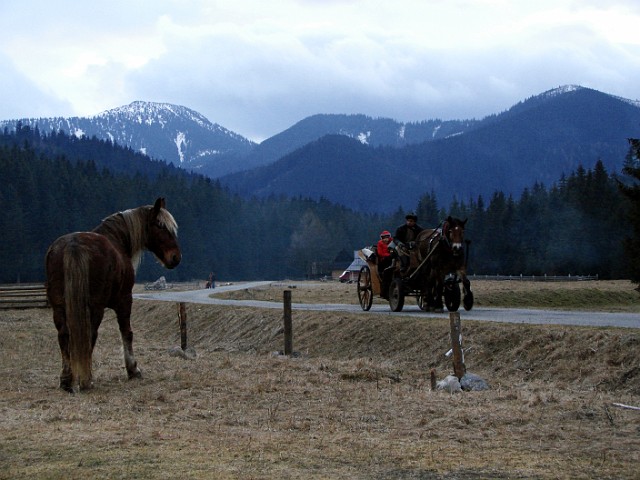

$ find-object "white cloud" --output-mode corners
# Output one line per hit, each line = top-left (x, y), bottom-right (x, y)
(0, 53), (72, 118)
(1, 0), (639, 141)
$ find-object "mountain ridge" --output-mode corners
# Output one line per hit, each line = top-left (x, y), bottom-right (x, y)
(1, 85), (638, 213)
(0, 101), (255, 170)
(220, 86), (640, 212)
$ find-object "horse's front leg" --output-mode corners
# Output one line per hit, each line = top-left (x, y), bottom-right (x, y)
(462, 274), (471, 296)
(460, 269), (474, 311)
(115, 299), (142, 380)
(434, 279), (445, 312)
(52, 306), (73, 392)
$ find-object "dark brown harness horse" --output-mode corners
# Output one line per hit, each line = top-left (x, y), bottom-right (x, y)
(417, 216), (473, 312)
(45, 198), (181, 392)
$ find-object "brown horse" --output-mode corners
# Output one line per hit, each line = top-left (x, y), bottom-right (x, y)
(45, 198), (181, 392)
(417, 216), (473, 312)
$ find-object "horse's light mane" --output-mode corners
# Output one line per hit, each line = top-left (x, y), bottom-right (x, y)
(157, 208), (178, 237)
(98, 205), (178, 272)
(119, 208), (146, 270)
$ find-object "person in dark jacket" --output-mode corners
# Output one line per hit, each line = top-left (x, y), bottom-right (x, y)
(394, 212), (424, 274)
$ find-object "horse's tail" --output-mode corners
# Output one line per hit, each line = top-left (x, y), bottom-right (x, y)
(63, 243), (93, 391)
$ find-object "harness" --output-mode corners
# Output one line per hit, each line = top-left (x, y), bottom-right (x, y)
(423, 220), (450, 252)
(408, 240), (439, 281)
(441, 220), (451, 248)
(433, 220), (463, 254)
(404, 221), (445, 281)
(407, 219), (463, 280)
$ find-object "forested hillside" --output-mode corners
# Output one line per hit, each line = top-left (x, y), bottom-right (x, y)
(0, 126), (384, 283)
(416, 160), (629, 278)
(201, 114), (480, 178)
(221, 87), (640, 212)
(0, 126), (635, 283)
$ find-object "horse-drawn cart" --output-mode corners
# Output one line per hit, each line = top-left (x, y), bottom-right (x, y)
(356, 217), (474, 313)
(356, 246), (431, 312)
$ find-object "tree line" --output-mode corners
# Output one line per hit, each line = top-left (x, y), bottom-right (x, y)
(0, 126), (638, 284)
(414, 159), (629, 278)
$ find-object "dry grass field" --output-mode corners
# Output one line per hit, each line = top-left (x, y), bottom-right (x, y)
(1, 280), (639, 479)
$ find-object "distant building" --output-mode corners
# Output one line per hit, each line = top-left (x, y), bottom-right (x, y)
(335, 250), (368, 282)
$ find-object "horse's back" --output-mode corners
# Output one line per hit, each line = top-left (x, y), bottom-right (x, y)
(417, 229), (436, 242)
(46, 232), (132, 309)
(416, 228), (438, 259)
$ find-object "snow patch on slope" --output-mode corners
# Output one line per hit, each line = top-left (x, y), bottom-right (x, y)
(175, 132), (187, 163)
(357, 131), (370, 145)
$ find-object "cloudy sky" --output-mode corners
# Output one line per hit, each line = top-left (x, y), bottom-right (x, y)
(1, 0), (639, 142)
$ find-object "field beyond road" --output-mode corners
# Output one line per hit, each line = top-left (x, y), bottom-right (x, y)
(210, 278), (640, 313)
(1, 280), (639, 479)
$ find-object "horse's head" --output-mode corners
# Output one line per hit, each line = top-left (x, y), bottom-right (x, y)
(146, 198), (181, 269)
(444, 216), (467, 257)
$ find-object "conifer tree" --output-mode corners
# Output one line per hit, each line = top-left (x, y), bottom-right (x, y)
(416, 191), (440, 227)
(617, 138), (640, 284)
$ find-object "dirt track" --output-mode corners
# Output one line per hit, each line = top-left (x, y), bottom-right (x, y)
(134, 281), (640, 329)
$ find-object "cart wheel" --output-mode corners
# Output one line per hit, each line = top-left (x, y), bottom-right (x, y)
(357, 266), (373, 311)
(463, 290), (474, 311)
(388, 278), (405, 312)
(444, 284), (461, 312)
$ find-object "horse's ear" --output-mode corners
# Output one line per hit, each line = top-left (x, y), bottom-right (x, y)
(153, 197), (166, 212)
(447, 215), (453, 223)
(462, 218), (468, 226)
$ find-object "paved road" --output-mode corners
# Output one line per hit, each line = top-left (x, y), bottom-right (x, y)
(134, 281), (640, 329)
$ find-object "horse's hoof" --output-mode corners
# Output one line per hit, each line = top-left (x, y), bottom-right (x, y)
(79, 381), (94, 392)
(59, 382), (74, 393)
(59, 374), (74, 393)
(463, 291), (474, 311)
(128, 368), (143, 380)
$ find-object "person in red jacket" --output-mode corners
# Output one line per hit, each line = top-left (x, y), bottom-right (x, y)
(376, 230), (394, 274)
(376, 230), (395, 297)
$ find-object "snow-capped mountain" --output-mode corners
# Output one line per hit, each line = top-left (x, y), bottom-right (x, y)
(0, 101), (255, 169)
(2, 85), (639, 209)
(0, 101), (482, 178)
(199, 113), (481, 178)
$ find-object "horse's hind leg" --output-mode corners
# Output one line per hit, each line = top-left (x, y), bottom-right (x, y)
(433, 280), (445, 312)
(52, 306), (73, 392)
(115, 300), (142, 380)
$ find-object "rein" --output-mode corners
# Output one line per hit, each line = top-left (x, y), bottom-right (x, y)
(408, 221), (464, 281)
(408, 241), (439, 281)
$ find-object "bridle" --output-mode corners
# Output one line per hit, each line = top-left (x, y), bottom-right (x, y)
(440, 220), (464, 256)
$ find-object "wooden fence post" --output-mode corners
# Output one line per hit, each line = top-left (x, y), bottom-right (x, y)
(177, 302), (188, 351)
(430, 368), (437, 391)
(449, 312), (466, 379)
(283, 290), (292, 355)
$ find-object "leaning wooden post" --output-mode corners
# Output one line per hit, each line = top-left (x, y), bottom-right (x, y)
(283, 290), (293, 355)
(177, 302), (188, 351)
(449, 312), (466, 379)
